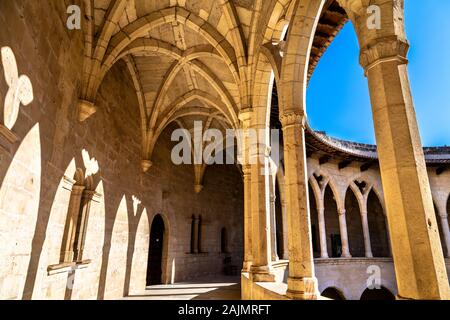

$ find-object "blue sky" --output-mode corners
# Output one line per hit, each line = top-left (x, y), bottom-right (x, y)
(307, 1), (450, 147)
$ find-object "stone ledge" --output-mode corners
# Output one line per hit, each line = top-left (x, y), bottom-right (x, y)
(47, 260), (91, 276)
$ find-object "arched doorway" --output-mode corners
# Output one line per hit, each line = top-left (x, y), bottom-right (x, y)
(360, 287), (395, 300)
(367, 190), (390, 257)
(146, 215), (165, 286)
(309, 184), (320, 258)
(321, 287), (346, 300)
(324, 185), (340, 257)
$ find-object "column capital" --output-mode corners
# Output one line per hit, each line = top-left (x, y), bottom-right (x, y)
(360, 210), (368, 216)
(280, 111), (306, 129)
(141, 159), (153, 172)
(360, 36), (410, 72)
(338, 209), (346, 216)
(239, 107), (253, 123)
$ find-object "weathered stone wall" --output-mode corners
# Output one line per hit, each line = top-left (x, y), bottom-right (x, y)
(0, 1), (243, 300)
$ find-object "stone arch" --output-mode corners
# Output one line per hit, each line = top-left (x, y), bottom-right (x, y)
(344, 187), (365, 257)
(279, 0), (325, 117)
(309, 183), (320, 258)
(148, 212), (173, 285)
(146, 214), (166, 286)
(321, 287), (346, 300)
(367, 190), (390, 257)
(252, 51), (276, 130)
(325, 177), (344, 212)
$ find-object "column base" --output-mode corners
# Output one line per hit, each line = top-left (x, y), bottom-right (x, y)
(320, 254), (329, 259)
(242, 261), (253, 272)
(286, 276), (319, 300)
(249, 265), (275, 282)
(341, 253), (352, 258)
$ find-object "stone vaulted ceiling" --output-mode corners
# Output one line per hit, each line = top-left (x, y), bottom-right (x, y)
(82, 0), (347, 170)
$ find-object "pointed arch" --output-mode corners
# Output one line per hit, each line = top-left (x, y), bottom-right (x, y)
(280, 0), (325, 116)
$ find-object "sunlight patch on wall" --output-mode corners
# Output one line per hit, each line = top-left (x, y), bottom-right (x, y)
(0, 123), (41, 299)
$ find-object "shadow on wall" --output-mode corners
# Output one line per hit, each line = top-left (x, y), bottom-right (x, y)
(0, 123), (166, 299)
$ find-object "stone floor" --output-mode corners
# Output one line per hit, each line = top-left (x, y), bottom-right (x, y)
(124, 276), (241, 300)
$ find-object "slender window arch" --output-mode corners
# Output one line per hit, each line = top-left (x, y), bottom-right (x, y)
(221, 227), (228, 254)
(345, 188), (364, 257)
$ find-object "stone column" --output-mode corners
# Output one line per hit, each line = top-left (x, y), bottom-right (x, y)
(269, 191), (279, 261)
(357, 30), (450, 298)
(192, 215), (199, 254)
(338, 209), (351, 258)
(281, 199), (289, 260)
(360, 210), (373, 258)
(338, 0), (450, 298)
(60, 185), (85, 263)
(317, 205), (329, 258)
(438, 211), (450, 259)
(239, 109), (253, 272)
(249, 139), (274, 282)
(280, 112), (318, 299)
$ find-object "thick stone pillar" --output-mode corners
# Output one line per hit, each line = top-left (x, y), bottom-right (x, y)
(360, 210), (373, 258)
(249, 139), (274, 282)
(60, 185), (85, 263)
(280, 112), (318, 299)
(363, 40), (450, 299)
(337, 0), (450, 299)
(338, 209), (351, 258)
(438, 211), (450, 259)
(317, 206), (329, 258)
(239, 109), (253, 272)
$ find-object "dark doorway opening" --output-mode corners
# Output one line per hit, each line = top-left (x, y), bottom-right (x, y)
(360, 287), (395, 300)
(146, 215), (165, 286)
(321, 287), (346, 300)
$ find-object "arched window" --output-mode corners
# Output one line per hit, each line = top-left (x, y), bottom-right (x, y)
(60, 169), (98, 264)
(345, 188), (364, 257)
(221, 228), (228, 254)
(190, 215), (196, 254)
